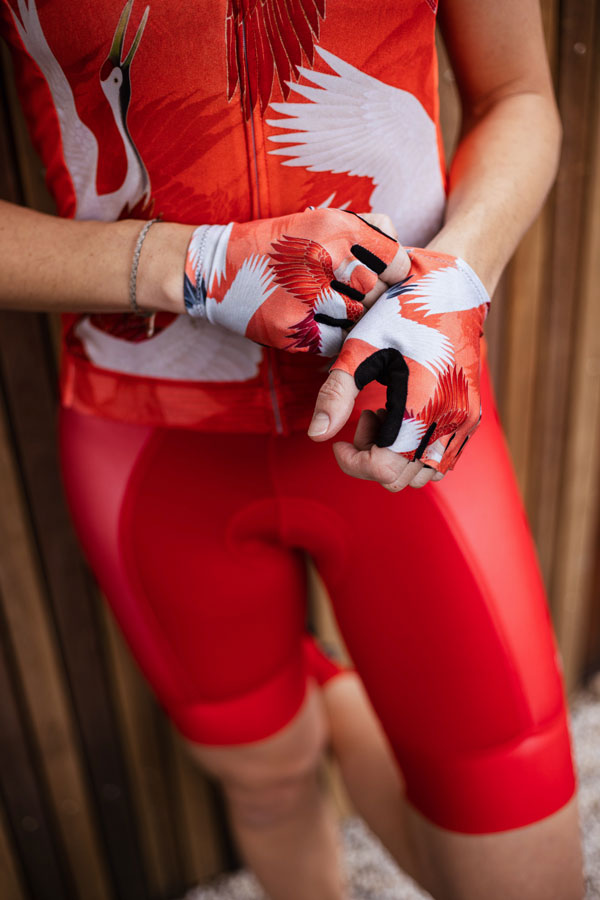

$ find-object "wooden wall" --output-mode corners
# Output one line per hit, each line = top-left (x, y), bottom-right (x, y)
(1, 2), (600, 898)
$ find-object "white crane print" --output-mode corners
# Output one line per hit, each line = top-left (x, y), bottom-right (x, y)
(267, 47), (446, 246)
(9, 0), (151, 220)
(349, 289), (455, 376)
(400, 260), (491, 317)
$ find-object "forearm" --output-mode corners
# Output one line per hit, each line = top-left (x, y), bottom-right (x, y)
(0, 200), (191, 314)
(427, 90), (562, 295)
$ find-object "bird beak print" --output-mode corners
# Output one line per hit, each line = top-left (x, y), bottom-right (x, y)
(106, 0), (149, 72)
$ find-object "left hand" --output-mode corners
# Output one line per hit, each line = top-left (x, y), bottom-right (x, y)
(308, 247), (490, 488)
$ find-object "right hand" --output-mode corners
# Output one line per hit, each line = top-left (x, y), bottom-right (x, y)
(183, 208), (409, 356)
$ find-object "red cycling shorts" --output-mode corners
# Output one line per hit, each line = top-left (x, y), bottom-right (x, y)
(57, 351), (576, 835)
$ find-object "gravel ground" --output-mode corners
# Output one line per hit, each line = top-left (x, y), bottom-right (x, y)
(183, 680), (600, 900)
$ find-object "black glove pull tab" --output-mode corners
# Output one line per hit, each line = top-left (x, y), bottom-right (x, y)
(354, 348), (409, 448)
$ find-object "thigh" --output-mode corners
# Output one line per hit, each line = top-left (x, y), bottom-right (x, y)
(58, 407), (311, 746)
(275, 349), (576, 835)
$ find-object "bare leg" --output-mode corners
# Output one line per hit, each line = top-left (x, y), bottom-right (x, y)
(183, 678), (350, 900)
(320, 672), (584, 900)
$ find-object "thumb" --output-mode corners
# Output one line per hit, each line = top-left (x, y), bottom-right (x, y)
(307, 369), (358, 441)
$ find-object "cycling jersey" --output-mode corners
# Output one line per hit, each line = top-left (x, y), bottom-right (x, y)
(1, 0), (445, 431)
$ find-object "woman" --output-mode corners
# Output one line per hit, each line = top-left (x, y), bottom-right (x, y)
(0, 0), (584, 897)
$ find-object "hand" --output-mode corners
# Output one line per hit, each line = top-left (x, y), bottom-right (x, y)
(308, 248), (490, 487)
(183, 208), (409, 356)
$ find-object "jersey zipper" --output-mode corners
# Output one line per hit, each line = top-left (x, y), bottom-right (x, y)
(240, 19), (284, 434)
(240, 20), (262, 220)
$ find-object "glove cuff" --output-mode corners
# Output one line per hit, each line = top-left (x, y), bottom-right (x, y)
(183, 223), (234, 320)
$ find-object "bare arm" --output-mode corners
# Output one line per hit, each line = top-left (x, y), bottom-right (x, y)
(308, 0), (562, 488)
(0, 199), (191, 314)
(428, 0), (561, 294)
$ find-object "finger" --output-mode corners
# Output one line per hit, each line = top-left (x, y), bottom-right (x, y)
(420, 430), (456, 471)
(307, 369), (358, 441)
(408, 466), (438, 489)
(353, 409), (380, 450)
(424, 404), (482, 473)
(379, 243), (411, 286)
(357, 213), (398, 240)
(333, 441), (409, 485)
(349, 238), (410, 288)
(362, 276), (393, 309)
(339, 261), (378, 298)
(380, 458), (424, 493)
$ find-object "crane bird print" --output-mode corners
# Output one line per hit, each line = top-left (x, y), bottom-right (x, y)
(267, 46), (446, 246)
(226, 0), (326, 118)
(9, 0), (151, 220)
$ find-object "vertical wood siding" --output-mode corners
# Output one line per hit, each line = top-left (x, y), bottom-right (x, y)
(1, 3), (599, 896)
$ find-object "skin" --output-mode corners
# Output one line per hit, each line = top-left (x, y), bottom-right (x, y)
(0, 0), (584, 896)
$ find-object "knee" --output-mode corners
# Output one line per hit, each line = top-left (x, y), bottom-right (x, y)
(222, 760), (323, 828)
(187, 681), (330, 828)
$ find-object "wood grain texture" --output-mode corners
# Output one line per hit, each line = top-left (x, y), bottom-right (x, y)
(0, 310), (149, 900)
(0, 801), (26, 900)
(552, 16), (600, 688)
(0, 398), (111, 900)
(531, 0), (598, 583)
(100, 599), (188, 899)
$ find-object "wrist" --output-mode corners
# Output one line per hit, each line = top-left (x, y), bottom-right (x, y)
(135, 220), (195, 315)
(425, 209), (507, 297)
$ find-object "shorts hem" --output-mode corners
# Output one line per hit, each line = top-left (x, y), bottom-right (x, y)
(169, 652), (310, 746)
(400, 706), (577, 834)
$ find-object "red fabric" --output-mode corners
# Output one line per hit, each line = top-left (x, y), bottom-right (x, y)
(1, 0), (445, 432)
(57, 349), (576, 834)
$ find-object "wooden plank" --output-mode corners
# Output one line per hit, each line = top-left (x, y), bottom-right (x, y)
(0, 310), (148, 900)
(584, 532), (600, 677)
(0, 596), (69, 900)
(551, 35), (600, 689)
(0, 801), (27, 900)
(167, 729), (227, 889)
(0, 56), (22, 206)
(100, 598), (185, 899)
(530, 0), (597, 587)
(1, 43), (56, 215)
(0, 396), (112, 899)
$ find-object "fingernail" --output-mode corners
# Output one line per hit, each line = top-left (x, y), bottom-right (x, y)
(308, 412), (330, 436)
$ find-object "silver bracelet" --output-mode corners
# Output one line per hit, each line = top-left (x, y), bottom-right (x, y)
(129, 216), (161, 335)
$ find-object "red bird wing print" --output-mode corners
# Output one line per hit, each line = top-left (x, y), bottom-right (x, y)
(269, 234), (334, 302)
(408, 365), (470, 445)
(226, 0), (326, 118)
(269, 234), (335, 353)
(269, 233), (361, 354)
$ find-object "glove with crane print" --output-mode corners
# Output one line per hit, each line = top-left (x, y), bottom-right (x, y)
(183, 208), (400, 356)
(331, 248), (491, 474)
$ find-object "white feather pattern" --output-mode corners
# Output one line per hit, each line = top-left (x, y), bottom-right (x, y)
(189, 223), (233, 293)
(206, 255), (276, 333)
(10, 0), (149, 219)
(386, 417), (427, 453)
(266, 47), (445, 245)
(349, 293), (454, 374)
(74, 315), (262, 381)
(314, 287), (348, 319)
(403, 263), (489, 316)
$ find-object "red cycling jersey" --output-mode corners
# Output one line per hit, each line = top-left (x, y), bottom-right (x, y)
(1, 0), (446, 432)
